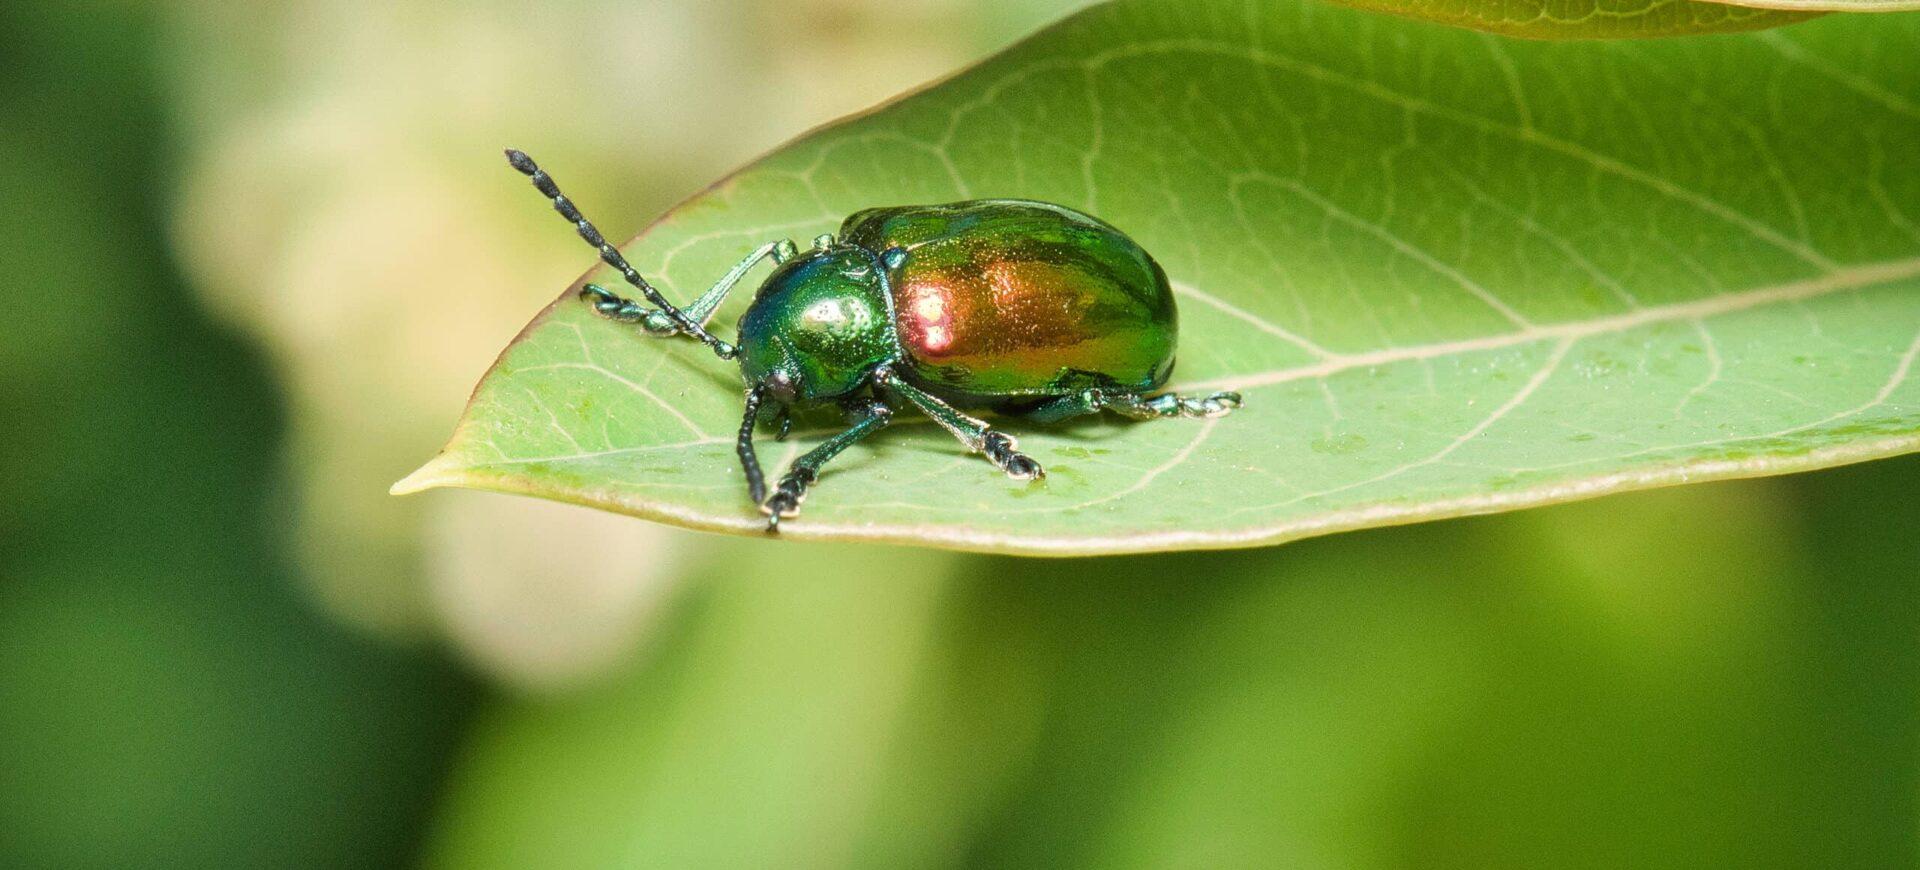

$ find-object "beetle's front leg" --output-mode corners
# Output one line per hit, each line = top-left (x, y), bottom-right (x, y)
(763, 399), (893, 531)
(580, 238), (800, 338)
(875, 367), (1044, 481)
(579, 284), (679, 335)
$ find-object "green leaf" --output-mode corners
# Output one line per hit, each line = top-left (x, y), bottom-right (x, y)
(1325, 0), (1822, 39)
(396, 2), (1920, 555)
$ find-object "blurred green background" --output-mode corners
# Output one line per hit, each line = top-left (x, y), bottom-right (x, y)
(2, 0), (1915, 867)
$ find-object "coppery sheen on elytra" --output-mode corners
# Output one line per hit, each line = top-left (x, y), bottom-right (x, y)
(844, 200), (1178, 402)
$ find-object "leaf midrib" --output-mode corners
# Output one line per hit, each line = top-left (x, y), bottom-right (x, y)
(1182, 256), (1920, 394)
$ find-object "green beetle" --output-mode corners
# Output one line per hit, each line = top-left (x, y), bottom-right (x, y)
(508, 149), (1241, 530)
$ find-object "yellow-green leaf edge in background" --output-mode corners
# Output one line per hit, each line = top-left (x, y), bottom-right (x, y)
(1709, 0), (1920, 11)
(397, 0), (1920, 556)
(1326, 0), (1822, 39)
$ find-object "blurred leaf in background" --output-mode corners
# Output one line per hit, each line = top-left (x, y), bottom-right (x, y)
(0, 2), (477, 867)
(1325, 0), (1822, 37)
(427, 465), (1920, 868)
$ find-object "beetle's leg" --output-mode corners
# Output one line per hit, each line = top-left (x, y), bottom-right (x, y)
(505, 148), (742, 359)
(1025, 387), (1243, 423)
(690, 238), (802, 324)
(763, 399), (893, 532)
(1022, 390), (1106, 423)
(1103, 390), (1244, 420)
(770, 406), (794, 442)
(874, 367), (1044, 481)
(576, 284), (679, 335)
(582, 238), (800, 336)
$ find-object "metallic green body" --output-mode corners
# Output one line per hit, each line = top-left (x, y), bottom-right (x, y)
(733, 199), (1178, 408)
(735, 247), (896, 402)
(843, 200), (1177, 403)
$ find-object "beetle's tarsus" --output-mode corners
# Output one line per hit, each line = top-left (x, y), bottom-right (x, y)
(1097, 389), (1247, 420)
(763, 491), (802, 519)
(579, 284), (682, 337)
(1197, 391), (1243, 417)
(982, 431), (1043, 481)
(642, 311), (678, 336)
(748, 403), (888, 529)
(578, 283), (624, 312)
(760, 472), (809, 530)
(1003, 453), (1045, 481)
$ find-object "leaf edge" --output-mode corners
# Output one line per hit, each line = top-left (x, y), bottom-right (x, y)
(396, 426), (1920, 555)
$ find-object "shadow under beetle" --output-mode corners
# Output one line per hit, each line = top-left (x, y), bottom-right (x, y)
(507, 149), (1242, 531)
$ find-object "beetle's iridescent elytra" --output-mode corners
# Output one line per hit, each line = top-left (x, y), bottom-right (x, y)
(507, 149), (1241, 529)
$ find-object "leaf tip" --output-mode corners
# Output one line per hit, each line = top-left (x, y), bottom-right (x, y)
(390, 456), (464, 496)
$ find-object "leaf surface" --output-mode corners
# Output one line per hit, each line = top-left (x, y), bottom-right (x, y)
(397, 1), (1920, 555)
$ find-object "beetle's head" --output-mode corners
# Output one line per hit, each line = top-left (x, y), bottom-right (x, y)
(735, 245), (894, 406)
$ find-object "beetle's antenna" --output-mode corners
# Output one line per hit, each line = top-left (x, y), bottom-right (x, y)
(505, 148), (737, 359)
(738, 383), (769, 505)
